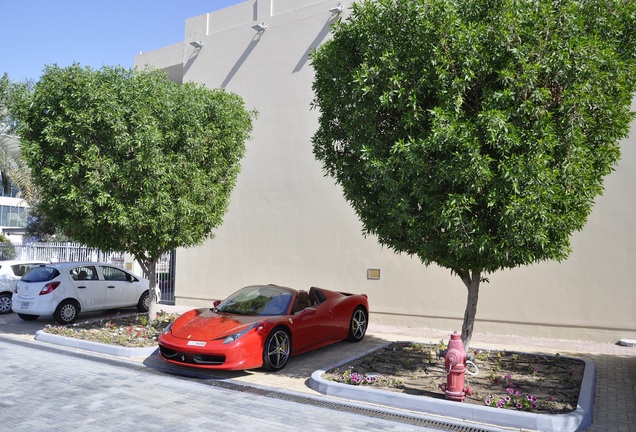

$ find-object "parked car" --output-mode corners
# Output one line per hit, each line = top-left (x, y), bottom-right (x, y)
(12, 262), (150, 324)
(158, 284), (369, 371)
(0, 260), (49, 314)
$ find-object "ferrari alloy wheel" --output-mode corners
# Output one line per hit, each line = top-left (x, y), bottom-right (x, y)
(347, 306), (368, 342)
(54, 300), (79, 325)
(262, 328), (291, 371)
(0, 292), (12, 314)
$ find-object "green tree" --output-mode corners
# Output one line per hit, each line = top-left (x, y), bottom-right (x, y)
(311, 0), (636, 347)
(1, 75), (40, 205)
(11, 64), (254, 319)
(0, 234), (16, 260)
(1, 74), (24, 196)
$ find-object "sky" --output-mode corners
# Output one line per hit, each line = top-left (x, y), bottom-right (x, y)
(1, 0), (244, 82)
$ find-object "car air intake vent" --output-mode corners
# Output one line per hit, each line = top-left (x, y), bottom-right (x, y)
(193, 354), (225, 365)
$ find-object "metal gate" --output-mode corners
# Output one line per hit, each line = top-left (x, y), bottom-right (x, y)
(6, 242), (176, 304)
(154, 249), (176, 305)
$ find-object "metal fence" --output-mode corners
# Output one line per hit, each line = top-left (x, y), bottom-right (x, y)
(1, 241), (176, 304)
(6, 241), (125, 264)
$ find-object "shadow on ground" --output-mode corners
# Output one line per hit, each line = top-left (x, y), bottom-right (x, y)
(142, 333), (391, 383)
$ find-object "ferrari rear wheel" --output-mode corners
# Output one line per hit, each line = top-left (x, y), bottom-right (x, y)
(347, 307), (368, 342)
(262, 327), (291, 371)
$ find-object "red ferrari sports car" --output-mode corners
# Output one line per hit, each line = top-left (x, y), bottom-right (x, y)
(158, 284), (369, 371)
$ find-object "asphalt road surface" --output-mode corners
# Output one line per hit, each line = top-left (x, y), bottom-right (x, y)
(0, 310), (454, 432)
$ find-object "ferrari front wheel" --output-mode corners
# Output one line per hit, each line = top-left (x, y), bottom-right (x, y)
(347, 306), (368, 342)
(262, 327), (291, 371)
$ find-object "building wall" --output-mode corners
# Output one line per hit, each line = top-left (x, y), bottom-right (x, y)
(136, 0), (636, 343)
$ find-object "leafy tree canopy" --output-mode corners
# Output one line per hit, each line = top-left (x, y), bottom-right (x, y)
(11, 64), (254, 313)
(0, 73), (22, 194)
(311, 0), (636, 346)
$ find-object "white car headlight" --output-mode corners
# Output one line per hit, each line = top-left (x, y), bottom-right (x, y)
(223, 322), (262, 344)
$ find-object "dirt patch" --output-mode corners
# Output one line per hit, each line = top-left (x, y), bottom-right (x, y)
(323, 341), (584, 414)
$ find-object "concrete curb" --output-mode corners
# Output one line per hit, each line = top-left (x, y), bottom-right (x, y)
(35, 330), (158, 358)
(309, 348), (596, 432)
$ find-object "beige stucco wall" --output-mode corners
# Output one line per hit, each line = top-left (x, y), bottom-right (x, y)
(136, 0), (636, 343)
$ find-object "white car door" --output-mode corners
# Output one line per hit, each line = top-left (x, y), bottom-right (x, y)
(69, 265), (106, 311)
(100, 265), (137, 308)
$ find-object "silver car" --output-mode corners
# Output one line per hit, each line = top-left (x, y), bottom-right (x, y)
(13, 262), (150, 324)
(0, 260), (48, 314)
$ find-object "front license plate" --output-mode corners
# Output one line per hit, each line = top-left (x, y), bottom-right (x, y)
(187, 341), (206, 347)
(20, 302), (29, 309)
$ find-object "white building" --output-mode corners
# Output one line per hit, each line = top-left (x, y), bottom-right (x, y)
(136, 0), (636, 343)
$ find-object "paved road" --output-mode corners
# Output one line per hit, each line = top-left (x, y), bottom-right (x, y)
(0, 336), (453, 432)
(1, 311), (475, 432)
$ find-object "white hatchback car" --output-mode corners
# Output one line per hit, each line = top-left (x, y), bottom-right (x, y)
(12, 262), (150, 324)
(0, 260), (49, 314)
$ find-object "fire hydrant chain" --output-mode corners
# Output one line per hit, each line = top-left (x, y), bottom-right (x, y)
(465, 359), (480, 376)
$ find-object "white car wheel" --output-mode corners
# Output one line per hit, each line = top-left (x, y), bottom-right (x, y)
(0, 292), (12, 314)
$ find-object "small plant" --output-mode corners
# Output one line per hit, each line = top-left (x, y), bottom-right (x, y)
(434, 339), (447, 352)
(392, 342), (407, 352)
(329, 368), (404, 388)
(474, 349), (490, 362)
(485, 391), (539, 410)
(403, 358), (415, 368)
(409, 342), (424, 351)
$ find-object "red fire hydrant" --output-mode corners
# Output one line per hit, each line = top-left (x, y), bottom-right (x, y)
(439, 332), (473, 401)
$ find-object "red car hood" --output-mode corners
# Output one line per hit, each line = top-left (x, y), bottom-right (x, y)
(171, 310), (262, 341)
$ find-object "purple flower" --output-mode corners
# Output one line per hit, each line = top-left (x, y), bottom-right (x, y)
(507, 388), (514, 395)
(516, 403), (523, 409)
(485, 399), (492, 406)
(531, 404), (537, 409)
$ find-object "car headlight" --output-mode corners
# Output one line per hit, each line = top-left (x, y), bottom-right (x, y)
(223, 322), (262, 344)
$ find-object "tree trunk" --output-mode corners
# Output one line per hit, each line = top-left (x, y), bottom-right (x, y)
(137, 257), (159, 323)
(460, 270), (481, 350)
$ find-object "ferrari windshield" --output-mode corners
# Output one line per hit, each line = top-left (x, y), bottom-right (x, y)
(216, 285), (294, 316)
